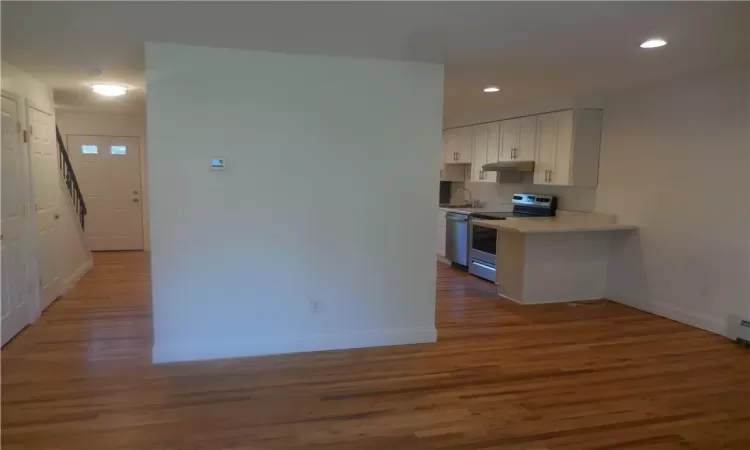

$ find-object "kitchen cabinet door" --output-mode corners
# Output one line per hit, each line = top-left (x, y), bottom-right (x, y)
(454, 127), (473, 163)
(500, 116), (536, 162)
(499, 118), (519, 162)
(470, 123), (500, 182)
(534, 112), (559, 184)
(550, 111), (573, 185)
(484, 122), (500, 182)
(517, 115), (538, 161)
(440, 164), (466, 181)
(443, 128), (472, 164)
(443, 129), (457, 164)
(533, 109), (601, 186)
(470, 125), (486, 181)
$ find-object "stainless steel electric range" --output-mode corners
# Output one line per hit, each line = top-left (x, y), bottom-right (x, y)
(469, 193), (557, 282)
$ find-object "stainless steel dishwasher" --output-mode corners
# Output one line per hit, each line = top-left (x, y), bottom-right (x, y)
(445, 212), (469, 267)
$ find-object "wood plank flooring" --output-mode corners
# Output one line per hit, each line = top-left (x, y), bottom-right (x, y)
(2, 251), (749, 449)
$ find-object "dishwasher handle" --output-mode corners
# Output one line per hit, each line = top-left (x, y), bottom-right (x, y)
(446, 213), (469, 222)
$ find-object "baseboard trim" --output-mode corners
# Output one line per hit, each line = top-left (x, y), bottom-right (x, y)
(153, 327), (438, 364)
(611, 296), (728, 337)
(62, 258), (93, 295)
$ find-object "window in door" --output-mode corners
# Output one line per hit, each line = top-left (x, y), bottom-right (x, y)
(110, 145), (127, 155)
(81, 145), (98, 154)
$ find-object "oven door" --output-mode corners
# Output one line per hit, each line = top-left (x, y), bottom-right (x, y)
(470, 223), (497, 262)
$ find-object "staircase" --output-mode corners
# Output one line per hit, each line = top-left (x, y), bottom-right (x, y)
(55, 126), (87, 230)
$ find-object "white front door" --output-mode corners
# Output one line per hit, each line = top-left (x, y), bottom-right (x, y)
(66, 135), (143, 251)
(28, 105), (63, 310)
(2, 94), (33, 345)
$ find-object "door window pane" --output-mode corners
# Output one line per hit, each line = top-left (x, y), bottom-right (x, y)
(81, 145), (98, 154)
(111, 145), (127, 155)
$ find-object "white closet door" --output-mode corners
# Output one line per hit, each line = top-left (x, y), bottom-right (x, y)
(28, 105), (63, 310)
(2, 95), (32, 345)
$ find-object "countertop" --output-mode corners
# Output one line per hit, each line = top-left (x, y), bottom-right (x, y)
(471, 217), (638, 234)
(439, 205), (513, 215)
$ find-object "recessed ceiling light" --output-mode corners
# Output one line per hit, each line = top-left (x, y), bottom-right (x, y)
(91, 84), (128, 97)
(483, 86), (500, 93)
(640, 38), (667, 49)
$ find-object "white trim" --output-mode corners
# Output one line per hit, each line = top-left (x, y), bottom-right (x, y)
(153, 327), (438, 363)
(611, 296), (729, 337)
(62, 258), (93, 295)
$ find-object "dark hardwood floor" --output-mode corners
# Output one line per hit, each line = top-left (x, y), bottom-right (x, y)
(2, 252), (748, 449)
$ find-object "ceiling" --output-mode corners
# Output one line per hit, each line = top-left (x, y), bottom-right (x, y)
(3, 1), (748, 126)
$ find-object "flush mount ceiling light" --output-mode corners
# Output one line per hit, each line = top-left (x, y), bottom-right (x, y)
(640, 38), (667, 49)
(483, 86), (500, 93)
(91, 84), (128, 97)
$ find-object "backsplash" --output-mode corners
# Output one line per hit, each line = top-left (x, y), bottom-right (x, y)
(450, 180), (597, 212)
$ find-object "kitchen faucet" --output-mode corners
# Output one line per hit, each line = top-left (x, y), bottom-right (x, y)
(455, 187), (475, 207)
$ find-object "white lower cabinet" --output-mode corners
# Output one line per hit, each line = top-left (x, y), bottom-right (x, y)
(437, 210), (447, 258)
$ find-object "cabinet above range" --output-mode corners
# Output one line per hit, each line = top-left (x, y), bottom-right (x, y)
(441, 108), (603, 187)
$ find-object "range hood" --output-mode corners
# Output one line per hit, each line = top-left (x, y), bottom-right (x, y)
(482, 160), (535, 172)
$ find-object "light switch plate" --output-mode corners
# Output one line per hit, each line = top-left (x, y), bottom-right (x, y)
(211, 157), (227, 171)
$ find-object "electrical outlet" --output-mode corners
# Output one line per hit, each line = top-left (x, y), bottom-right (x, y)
(309, 299), (323, 313)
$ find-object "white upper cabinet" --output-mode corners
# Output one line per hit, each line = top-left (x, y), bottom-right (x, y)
(456, 108), (602, 187)
(533, 109), (602, 187)
(440, 164), (467, 182)
(443, 127), (472, 164)
(500, 116), (538, 162)
(470, 123), (500, 182)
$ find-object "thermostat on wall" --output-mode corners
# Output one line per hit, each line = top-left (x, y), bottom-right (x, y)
(211, 157), (227, 170)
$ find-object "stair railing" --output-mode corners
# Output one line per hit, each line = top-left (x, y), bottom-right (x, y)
(56, 126), (87, 230)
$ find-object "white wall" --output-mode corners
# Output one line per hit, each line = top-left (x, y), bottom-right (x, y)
(146, 43), (444, 363)
(597, 64), (750, 337)
(1, 62), (92, 319)
(55, 111), (150, 250)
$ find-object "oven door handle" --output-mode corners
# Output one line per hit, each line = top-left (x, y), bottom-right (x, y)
(471, 260), (496, 271)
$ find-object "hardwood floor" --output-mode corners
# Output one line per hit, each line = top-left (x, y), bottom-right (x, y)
(2, 252), (749, 449)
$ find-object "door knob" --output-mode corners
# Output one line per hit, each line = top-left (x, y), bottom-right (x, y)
(133, 198), (140, 203)
(133, 190), (139, 195)
(54, 213), (60, 220)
